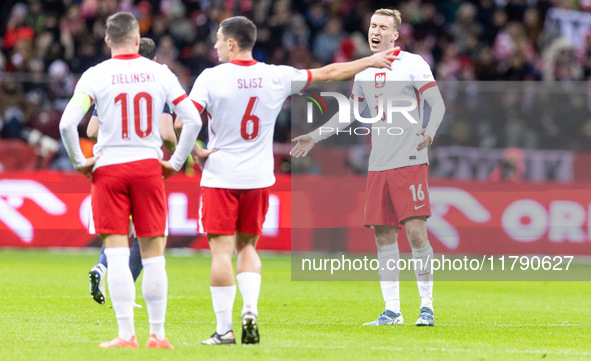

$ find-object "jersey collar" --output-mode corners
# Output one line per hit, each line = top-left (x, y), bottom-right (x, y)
(230, 59), (258, 66)
(112, 53), (142, 60)
(391, 48), (402, 63)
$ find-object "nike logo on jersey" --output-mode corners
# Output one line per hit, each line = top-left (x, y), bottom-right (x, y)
(418, 272), (430, 276)
(375, 93), (383, 98)
(414, 204), (426, 210)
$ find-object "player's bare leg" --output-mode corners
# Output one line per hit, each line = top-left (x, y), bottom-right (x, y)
(364, 225), (404, 325)
(236, 232), (261, 344)
(138, 235), (173, 348)
(403, 217), (435, 326)
(203, 234), (237, 345)
(100, 234), (138, 347)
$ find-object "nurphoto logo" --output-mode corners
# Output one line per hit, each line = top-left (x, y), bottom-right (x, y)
(304, 90), (419, 136)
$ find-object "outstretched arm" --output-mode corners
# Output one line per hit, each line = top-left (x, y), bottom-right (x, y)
(308, 47), (399, 83)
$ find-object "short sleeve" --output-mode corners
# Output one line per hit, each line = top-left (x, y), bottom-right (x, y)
(276, 65), (311, 96)
(411, 56), (437, 94)
(188, 69), (210, 113)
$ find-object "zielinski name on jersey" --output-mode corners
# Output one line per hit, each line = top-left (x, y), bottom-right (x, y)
(112, 72), (156, 85)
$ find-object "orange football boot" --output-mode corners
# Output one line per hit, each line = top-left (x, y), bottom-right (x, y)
(146, 334), (174, 349)
(99, 335), (139, 348)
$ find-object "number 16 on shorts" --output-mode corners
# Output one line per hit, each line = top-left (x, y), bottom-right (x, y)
(409, 182), (429, 214)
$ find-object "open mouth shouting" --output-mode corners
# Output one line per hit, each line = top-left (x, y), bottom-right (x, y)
(370, 36), (382, 50)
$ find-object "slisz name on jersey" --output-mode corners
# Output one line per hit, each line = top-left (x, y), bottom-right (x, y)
(111, 72), (156, 85)
(237, 77), (263, 89)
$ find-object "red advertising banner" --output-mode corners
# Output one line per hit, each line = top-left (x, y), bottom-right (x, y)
(0, 172), (290, 250)
(292, 176), (591, 255)
(1, 172), (590, 255)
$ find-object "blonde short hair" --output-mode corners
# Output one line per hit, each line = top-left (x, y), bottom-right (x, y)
(373, 9), (402, 32)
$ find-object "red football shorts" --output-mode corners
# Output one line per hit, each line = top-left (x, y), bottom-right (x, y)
(364, 164), (431, 228)
(91, 159), (167, 237)
(200, 187), (270, 236)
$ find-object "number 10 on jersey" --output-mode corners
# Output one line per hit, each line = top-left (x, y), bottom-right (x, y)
(115, 92), (153, 139)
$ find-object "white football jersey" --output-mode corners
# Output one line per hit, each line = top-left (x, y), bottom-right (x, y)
(75, 54), (189, 169)
(189, 59), (310, 189)
(352, 51), (437, 171)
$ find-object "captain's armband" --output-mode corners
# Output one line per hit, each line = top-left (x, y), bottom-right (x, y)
(70, 92), (93, 113)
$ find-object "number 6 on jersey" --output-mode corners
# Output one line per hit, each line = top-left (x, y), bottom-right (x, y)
(241, 96), (260, 140)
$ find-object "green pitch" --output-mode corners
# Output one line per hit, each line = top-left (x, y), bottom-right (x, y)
(1, 249), (590, 361)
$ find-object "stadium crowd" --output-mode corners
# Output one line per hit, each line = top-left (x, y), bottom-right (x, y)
(1, 0), (590, 171)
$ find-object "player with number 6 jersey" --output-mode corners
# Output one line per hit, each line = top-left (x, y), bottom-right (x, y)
(184, 16), (398, 345)
(59, 12), (201, 349)
(190, 60), (309, 189)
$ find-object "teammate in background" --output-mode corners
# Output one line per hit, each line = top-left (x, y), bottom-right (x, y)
(59, 12), (202, 348)
(182, 16), (398, 345)
(291, 9), (446, 326)
(86, 37), (177, 306)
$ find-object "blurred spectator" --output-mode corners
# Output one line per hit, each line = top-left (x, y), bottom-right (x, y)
(450, 3), (482, 53)
(489, 147), (525, 182)
(167, 2), (196, 48)
(47, 59), (74, 111)
(313, 17), (344, 63)
(0, 75), (30, 138)
(2, 3), (34, 52)
(24, 0), (45, 34)
(282, 14), (310, 53)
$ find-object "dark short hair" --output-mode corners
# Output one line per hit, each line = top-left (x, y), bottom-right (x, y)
(105, 12), (138, 45)
(139, 38), (156, 60)
(219, 16), (257, 51)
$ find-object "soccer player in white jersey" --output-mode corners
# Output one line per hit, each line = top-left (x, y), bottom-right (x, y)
(183, 16), (397, 345)
(291, 8), (446, 327)
(59, 12), (202, 349)
(86, 37), (177, 306)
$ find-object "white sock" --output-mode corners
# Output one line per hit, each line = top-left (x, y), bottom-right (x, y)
(377, 243), (400, 313)
(104, 247), (135, 341)
(236, 272), (261, 316)
(211, 285), (236, 335)
(142, 256), (167, 340)
(412, 243), (434, 310)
